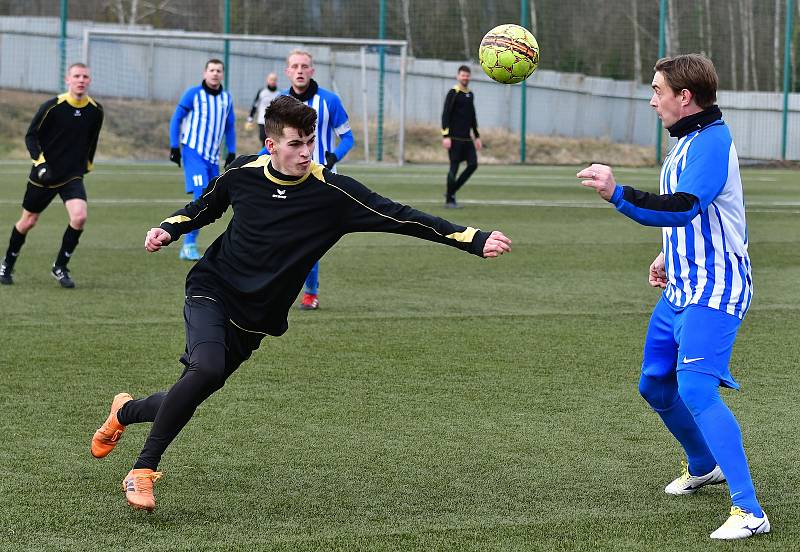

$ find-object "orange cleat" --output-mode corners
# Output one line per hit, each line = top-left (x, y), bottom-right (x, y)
(122, 468), (163, 512)
(299, 292), (319, 310)
(91, 392), (133, 458)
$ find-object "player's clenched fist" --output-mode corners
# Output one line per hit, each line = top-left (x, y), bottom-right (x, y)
(145, 228), (172, 252)
(482, 230), (512, 258)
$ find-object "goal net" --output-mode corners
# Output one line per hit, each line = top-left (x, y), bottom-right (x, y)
(82, 28), (408, 165)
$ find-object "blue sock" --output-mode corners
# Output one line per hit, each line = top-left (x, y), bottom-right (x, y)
(639, 374), (717, 476)
(304, 261), (319, 295)
(185, 229), (198, 246)
(678, 370), (763, 517)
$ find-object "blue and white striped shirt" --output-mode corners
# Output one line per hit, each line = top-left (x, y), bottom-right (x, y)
(282, 81), (354, 164)
(658, 121), (752, 318)
(170, 83), (236, 165)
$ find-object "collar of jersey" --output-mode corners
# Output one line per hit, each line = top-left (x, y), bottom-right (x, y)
(266, 159), (312, 186)
(289, 79), (319, 102)
(454, 84), (470, 93)
(202, 80), (223, 96)
(667, 105), (722, 138)
(58, 93), (91, 108)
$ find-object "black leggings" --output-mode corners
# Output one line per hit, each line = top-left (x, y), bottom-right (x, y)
(117, 297), (263, 470)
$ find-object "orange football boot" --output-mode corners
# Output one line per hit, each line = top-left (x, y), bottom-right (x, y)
(122, 468), (163, 512)
(91, 392), (133, 458)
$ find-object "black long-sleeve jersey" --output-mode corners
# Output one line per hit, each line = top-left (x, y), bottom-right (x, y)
(441, 85), (479, 141)
(25, 93), (103, 187)
(159, 155), (492, 336)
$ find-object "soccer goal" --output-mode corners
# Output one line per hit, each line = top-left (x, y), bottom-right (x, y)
(82, 28), (408, 165)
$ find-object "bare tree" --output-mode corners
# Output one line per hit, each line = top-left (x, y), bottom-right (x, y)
(105, 0), (177, 25)
(728, 2), (738, 90)
(704, 0), (712, 58)
(774, 0), (782, 91)
(666, 0), (679, 56)
(747, 0), (758, 90)
(631, 0), (641, 83)
(529, 0), (538, 36)
(456, 0), (470, 61)
(401, 0), (413, 57)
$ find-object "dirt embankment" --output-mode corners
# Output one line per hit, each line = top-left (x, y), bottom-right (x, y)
(1, 89), (655, 166)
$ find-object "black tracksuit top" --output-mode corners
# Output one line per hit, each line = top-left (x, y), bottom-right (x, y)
(160, 155), (491, 336)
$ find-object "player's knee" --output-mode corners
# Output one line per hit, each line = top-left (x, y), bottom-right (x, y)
(466, 161), (478, 171)
(70, 213), (87, 229)
(17, 213), (38, 233)
(676, 371), (721, 417)
(188, 343), (228, 392)
(638, 373), (679, 411)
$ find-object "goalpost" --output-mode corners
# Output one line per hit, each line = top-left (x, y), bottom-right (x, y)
(82, 28), (408, 165)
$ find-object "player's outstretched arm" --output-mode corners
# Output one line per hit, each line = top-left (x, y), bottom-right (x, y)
(648, 251), (667, 289)
(145, 228), (172, 252)
(577, 163), (616, 201)
(482, 230), (512, 258)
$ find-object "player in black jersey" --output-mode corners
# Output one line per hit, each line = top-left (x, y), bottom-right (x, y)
(90, 95), (512, 512)
(441, 65), (481, 208)
(0, 63), (103, 288)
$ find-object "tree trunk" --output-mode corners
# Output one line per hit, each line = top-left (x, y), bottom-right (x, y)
(704, 0), (712, 58)
(774, 0), (782, 91)
(529, 0), (538, 35)
(747, 0), (758, 90)
(667, 0), (679, 56)
(401, 0), (413, 57)
(457, 0), (470, 61)
(738, 0), (750, 90)
(632, 0), (641, 83)
(728, 2), (738, 90)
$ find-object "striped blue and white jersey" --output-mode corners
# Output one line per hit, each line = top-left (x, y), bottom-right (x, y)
(658, 121), (752, 318)
(170, 83), (236, 165)
(283, 80), (354, 164)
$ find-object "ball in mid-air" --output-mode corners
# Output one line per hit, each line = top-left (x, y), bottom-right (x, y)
(479, 24), (540, 84)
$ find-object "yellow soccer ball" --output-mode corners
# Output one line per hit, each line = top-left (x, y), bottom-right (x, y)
(479, 24), (540, 84)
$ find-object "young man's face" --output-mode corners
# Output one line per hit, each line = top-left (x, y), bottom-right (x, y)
(267, 126), (315, 177)
(650, 71), (687, 128)
(457, 70), (471, 87)
(204, 63), (224, 89)
(286, 54), (315, 93)
(66, 66), (91, 98)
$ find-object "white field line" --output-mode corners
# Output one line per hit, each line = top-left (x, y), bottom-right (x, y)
(1, 197), (797, 213)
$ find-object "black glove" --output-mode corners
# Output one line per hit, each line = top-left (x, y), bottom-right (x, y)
(324, 152), (338, 170)
(36, 162), (50, 183)
(225, 152), (236, 170)
(169, 147), (181, 167)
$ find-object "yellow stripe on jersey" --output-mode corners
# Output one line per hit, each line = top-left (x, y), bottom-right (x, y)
(241, 155), (270, 169)
(243, 155), (319, 187)
(161, 215), (192, 225)
(58, 92), (92, 109)
(446, 227), (478, 243)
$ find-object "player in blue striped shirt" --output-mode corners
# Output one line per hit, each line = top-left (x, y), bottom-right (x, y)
(169, 59), (236, 261)
(579, 54), (767, 540)
(282, 49), (354, 310)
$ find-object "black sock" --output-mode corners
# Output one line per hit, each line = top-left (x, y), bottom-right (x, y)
(4, 226), (26, 268)
(117, 392), (168, 426)
(55, 225), (82, 267)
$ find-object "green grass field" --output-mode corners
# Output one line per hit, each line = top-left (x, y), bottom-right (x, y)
(0, 162), (798, 551)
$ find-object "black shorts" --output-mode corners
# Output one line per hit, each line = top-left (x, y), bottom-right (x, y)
(179, 296), (265, 378)
(22, 179), (87, 213)
(448, 140), (477, 165)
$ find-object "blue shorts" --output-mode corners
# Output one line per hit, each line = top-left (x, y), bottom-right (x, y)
(641, 296), (741, 389)
(182, 147), (219, 196)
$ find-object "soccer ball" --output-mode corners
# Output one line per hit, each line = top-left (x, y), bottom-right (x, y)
(479, 24), (540, 84)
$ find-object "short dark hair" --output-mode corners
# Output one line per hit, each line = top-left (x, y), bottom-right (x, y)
(457, 65), (471, 74)
(205, 58), (224, 70)
(653, 54), (718, 109)
(67, 62), (88, 74)
(264, 95), (317, 139)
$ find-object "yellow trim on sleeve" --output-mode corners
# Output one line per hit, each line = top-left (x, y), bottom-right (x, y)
(441, 128), (449, 136)
(161, 215), (192, 225)
(446, 227), (478, 243)
(33, 153), (46, 166)
(87, 160), (94, 172)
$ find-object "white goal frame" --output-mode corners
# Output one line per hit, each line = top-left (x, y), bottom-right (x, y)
(82, 28), (408, 165)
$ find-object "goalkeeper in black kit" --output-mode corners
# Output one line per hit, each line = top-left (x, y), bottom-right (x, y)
(90, 95), (512, 512)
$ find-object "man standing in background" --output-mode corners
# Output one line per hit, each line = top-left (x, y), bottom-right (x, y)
(169, 58), (236, 261)
(283, 49), (355, 310)
(246, 72), (279, 143)
(0, 62), (103, 288)
(441, 65), (481, 208)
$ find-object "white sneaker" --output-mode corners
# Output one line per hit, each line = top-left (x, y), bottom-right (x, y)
(665, 461), (725, 495)
(710, 507), (770, 540)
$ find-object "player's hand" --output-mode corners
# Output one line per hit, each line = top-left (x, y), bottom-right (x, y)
(169, 147), (181, 168)
(144, 227), (172, 252)
(474, 137), (482, 151)
(577, 163), (616, 201)
(649, 252), (667, 289)
(482, 230), (512, 258)
(225, 152), (236, 170)
(442, 137), (452, 150)
(245, 120), (255, 131)
(36, 162), (50, 183)
(324, 152), (338, 170)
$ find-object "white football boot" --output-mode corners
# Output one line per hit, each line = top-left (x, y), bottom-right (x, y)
(710, 506), (770, 540)
(665, 461), (725, 495)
